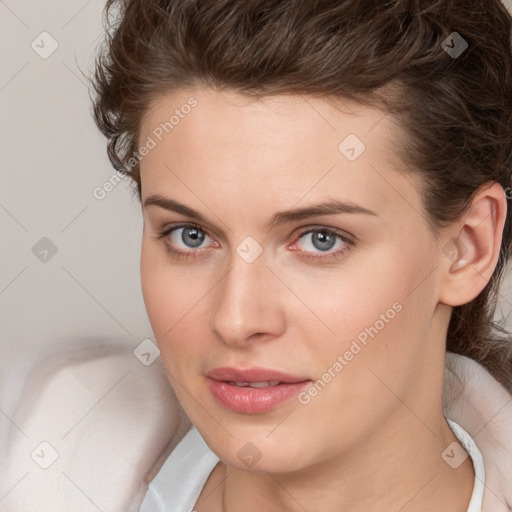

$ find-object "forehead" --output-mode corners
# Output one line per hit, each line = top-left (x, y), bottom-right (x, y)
(138, 87), (423, 225)
(140, 87), (397, 155)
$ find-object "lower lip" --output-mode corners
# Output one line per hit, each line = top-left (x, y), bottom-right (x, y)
(206, 378), (311, 414)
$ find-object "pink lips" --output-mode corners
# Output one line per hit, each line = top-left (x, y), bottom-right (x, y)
(205, 367), (311, 414)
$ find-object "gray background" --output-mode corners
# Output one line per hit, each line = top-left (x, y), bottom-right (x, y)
(1, 0), (151, 410)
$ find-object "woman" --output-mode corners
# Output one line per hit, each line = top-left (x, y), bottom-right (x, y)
(91, 0), (512, 510)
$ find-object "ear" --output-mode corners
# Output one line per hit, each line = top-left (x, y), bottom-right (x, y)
(438, 182), (508, 307)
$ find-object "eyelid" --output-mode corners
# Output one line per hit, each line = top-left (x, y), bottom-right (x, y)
(147, 209), (229, 243)
(155, 222), (212, 240)
(291, 224), (354, 244)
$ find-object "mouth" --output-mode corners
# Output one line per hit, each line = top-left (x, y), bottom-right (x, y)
(227, 381), (282, 387)
(205, 367), (312, 414)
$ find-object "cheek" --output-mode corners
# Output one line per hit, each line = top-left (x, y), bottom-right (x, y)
(140, 242), (214, 366)
(286, 244), (431, 344)
(141, 242), (198, 324)
(295, 241), (437, 388)
(141, 246), (174, 335)
(288, 254), (437, 452)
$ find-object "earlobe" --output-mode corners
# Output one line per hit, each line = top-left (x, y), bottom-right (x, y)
(439, 182), (507, 307)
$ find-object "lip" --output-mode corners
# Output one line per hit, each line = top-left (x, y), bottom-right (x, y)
(205, 367), (311, 414)
(206, 367), (308, 383)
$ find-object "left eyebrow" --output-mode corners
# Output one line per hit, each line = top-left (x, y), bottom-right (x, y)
(267, 199), (378, 229)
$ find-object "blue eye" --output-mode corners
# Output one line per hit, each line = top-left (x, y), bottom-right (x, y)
(155, 224), (353, 263)
(171, 226), (207, 248)
(291, 227), (353, 262)
(155, 223), (215, 260)
(304, 231), (337, 251)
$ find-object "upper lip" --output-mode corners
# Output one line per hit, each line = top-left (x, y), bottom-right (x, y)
(206, 367), (310, 383)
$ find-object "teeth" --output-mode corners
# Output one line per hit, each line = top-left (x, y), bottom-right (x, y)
(229, 381), (280, 388)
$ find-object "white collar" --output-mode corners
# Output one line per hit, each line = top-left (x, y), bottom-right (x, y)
(443, 352), (512, 511)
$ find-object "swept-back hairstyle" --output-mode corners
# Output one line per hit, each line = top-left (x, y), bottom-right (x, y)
(90, 0), (512, 390)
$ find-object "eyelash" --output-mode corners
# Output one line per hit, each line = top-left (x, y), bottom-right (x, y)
(153, 222), (354, 262)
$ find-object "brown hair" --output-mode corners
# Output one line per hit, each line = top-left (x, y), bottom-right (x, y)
(90, 0), (512, 391)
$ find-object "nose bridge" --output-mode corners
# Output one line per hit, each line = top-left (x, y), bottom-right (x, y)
(211, 250), (283, 345)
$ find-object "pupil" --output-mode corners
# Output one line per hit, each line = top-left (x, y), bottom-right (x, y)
(182, 228), (205, 248)
(313, 231), (335, 251)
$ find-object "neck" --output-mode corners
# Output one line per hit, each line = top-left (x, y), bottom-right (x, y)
(218, 409), (474, 512)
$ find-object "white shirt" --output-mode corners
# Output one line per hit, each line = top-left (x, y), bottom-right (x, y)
(139, 419), (485, 512)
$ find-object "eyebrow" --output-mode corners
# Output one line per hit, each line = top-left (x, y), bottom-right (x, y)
(143, 194), (378, 229)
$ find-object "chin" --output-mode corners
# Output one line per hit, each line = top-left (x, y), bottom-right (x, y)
(198, 422), (313, 474)
(223, 450), (308, 474)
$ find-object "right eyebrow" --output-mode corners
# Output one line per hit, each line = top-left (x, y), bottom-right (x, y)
(143, 195), (208, 224)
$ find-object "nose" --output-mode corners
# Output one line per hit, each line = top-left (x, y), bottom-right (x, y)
(210, 252), (286, 347)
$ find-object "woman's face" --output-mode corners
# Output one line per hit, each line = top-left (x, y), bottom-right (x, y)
(139, 87), (449, 472)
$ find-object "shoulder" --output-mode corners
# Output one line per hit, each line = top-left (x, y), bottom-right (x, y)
(1, 337), (190, 512)
(443, 352), (512, 511)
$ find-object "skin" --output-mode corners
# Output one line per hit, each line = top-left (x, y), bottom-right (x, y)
(138, 86), (506, 511)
